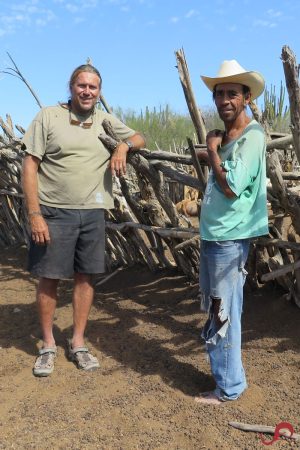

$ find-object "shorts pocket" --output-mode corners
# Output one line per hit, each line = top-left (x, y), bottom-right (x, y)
(40, 205), (58, 219)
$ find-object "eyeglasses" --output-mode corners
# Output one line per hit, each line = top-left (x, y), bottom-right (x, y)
(69, 110), (93, 128)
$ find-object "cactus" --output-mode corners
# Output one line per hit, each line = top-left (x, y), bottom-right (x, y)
(262, 82), (290, 132)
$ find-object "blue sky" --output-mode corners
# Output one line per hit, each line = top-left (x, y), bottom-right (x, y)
(0, 0), (299, 129)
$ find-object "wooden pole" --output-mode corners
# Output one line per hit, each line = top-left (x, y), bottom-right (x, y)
(187, 137), (206, 192)
(175, 48), (208, 183)
(281, 46), (300, 164)
(175, 48), (207, 144)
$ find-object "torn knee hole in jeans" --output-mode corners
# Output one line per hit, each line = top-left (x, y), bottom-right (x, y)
(211, 296), (228, 330)
(201, 296), (230, 345)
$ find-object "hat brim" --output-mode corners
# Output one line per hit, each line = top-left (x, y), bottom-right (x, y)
(201, 71), (265, 100)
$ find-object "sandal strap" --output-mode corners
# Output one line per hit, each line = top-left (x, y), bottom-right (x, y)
(70, 347), (89, 355)
(39, 347), (57, 355)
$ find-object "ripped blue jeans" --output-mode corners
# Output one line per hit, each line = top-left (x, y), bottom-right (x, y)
(199, 239), (250, 401)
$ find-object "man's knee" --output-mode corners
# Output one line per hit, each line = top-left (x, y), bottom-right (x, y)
(74, 273), (93, 286)
(211, 296), (228, 330)
(38, 277), (59, 295)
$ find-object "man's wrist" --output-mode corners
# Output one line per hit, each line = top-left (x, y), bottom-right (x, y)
(207, 144), (218, 152)
(114, 141), (132, 152)
(124, 139), (134, 151)
(28, 211), (42, 217)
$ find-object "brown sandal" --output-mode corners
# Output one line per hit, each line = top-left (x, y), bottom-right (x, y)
(33, 347), (57, 377)
(67, 340), (100, 371)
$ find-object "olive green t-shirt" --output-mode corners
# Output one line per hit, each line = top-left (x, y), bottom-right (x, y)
(22, 105), (135, 209)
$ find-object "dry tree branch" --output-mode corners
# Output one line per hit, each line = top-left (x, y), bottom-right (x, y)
(229, 421), (300, 441)
(1, 52), (43, 109)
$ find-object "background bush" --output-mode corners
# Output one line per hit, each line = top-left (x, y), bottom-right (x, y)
(109, 83), (291, 151)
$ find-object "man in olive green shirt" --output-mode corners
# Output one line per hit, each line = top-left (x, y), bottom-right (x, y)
(22, 64), (145, 377)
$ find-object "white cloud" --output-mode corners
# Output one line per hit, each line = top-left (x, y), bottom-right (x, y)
(65, 3), (79, 13)
(129, 17), (137, 25)
(36, 18), (47, 26)
(170, 16), (179, 24)
(80, 0), (98, 8)
(0, 0), (138, 37)
(228, 24), (237, 32)
(12, 4), (38, 13)
(137, 0), (154, 5)
(185, 9), (198, 19)
(0, 3), (56, 37)
(253, 19), (277, 28)
(267, 9), (282, 18)
(62, 0), (99, 8)
(73, 17), (85, 24)
(251, 8), (283, 31)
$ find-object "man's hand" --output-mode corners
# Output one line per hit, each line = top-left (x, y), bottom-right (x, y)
(206, 129), (224, 152)
(196, 150), (209, 164)
(29, 215), (50, 245)
(205, 129), (235, 199)
(110, 142), (129, 177)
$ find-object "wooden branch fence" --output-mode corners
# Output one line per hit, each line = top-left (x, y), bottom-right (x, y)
(1, 45), (300, 308)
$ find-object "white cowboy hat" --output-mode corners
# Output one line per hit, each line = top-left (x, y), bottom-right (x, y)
(201, 59), (265, 99)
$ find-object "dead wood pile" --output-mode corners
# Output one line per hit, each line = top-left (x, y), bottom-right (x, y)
(1, 45), (300, 308)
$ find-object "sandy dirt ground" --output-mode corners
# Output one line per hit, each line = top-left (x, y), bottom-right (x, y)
(0, 246), (299, 450)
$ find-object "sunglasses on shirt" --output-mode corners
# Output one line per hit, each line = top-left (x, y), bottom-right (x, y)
(69, 110), (93, 129)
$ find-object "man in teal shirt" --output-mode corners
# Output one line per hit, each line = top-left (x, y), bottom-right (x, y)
(195, 60), (268, 404)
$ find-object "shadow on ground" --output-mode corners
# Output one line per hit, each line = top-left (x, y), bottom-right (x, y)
(1, 246), (299, 395)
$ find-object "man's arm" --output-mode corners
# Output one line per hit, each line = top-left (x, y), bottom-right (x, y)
(206, 130), (235, 199)
(110, 132), (146, 177)
(196, 149), (209, 165)
(22, 154), (50, 244)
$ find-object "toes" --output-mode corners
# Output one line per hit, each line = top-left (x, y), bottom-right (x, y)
(194, 391), (223, 405)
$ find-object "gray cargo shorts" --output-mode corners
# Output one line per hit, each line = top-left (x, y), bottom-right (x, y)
(28, 205), (105, 279)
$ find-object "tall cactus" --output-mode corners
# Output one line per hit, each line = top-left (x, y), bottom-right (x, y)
(262, 82), (290, 132)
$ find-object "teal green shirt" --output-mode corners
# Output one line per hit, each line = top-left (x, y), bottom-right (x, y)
(200, 120), (268, 241)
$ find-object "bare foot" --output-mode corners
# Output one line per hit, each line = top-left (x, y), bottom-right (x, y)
(194, 391), (223, 405)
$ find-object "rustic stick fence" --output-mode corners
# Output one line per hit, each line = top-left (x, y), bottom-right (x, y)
(1, 45), (300, 308)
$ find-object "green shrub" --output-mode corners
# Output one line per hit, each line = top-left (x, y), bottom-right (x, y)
(107, 90), (291, 152)
(112, 104), (223, 150)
